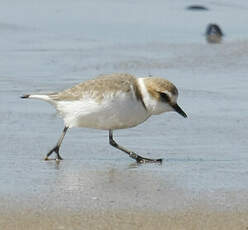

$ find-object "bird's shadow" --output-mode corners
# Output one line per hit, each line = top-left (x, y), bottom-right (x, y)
(43, 158), (61, 170)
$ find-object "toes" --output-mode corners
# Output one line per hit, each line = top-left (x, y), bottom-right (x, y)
(136, 157), (163, 164)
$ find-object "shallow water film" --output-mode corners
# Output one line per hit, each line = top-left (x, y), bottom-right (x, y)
(0, 0), (248, 229)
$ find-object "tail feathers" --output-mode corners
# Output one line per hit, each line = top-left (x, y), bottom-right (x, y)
(21, 94), (30, 99)
(20, 94), (51, 101)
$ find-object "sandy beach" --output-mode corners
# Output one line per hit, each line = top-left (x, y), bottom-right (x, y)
(1, 0), (248, 229)
(1, 208), (248, 230)
(1, 160), (248, 229)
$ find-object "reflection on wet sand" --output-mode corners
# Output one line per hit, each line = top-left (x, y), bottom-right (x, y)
(1, 0), (248, 229)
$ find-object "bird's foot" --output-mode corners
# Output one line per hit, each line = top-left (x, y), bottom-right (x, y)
(44, 146), (63, 161)
(136, 156), (163, 164)
(129, 152), (163, 164)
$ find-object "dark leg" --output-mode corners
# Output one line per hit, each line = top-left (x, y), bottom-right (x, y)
(109, 130), (162, 164)
(45, 126), (69, 161)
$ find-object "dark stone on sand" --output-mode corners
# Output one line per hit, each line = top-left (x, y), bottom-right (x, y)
(205, 23), (223, 43)
(186, 5), (209, 11)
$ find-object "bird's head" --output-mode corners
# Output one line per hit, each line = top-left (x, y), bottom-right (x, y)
(141, 77), (187, 118)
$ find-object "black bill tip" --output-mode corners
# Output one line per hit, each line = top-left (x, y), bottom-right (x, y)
(172, 103), (187, 118)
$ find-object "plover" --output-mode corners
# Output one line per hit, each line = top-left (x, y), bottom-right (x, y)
(21, 73), (187, 163)
(205, 23), (223, 44)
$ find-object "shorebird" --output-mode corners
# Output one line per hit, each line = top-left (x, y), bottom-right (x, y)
(205, 23), (223, 44)
(21, 73), (187, 163)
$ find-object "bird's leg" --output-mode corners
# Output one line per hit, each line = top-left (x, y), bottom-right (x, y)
(109, 130), (162, 164)
(45, 126), (69, 161)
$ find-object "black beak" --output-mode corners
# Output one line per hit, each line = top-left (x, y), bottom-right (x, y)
(172, 103), (187, 118)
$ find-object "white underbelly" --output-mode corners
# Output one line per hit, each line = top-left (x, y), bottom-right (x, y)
(55, 93), (150, 130)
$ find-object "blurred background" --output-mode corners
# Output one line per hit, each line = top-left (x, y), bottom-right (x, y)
(0, 0), (248, 228)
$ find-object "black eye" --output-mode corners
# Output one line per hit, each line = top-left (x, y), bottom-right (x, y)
(159, 92), (170, 102)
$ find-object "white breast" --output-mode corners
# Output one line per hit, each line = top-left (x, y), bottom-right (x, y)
(55, 91), (150, 130)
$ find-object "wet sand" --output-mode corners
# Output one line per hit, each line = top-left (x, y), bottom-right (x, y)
(1, 0), (248, 229)
(1, 162), (248, 229)
(1, 208), (248, 230)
